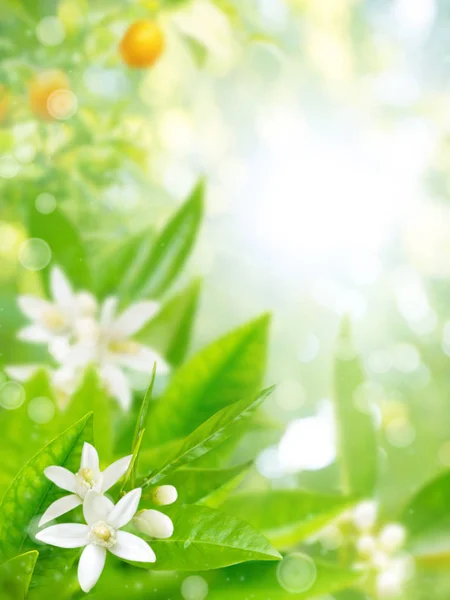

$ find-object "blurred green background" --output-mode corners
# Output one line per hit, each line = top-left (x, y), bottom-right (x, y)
(2, 0), (450, 598)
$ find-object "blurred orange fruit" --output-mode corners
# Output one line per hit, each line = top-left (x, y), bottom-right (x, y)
(0, 85), (10, 124)
(29, 70), (70, 120)
(119, 20), (165, 68)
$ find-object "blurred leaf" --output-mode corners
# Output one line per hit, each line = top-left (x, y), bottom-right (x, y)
(127, 180), (204, 300)
(0, 369), (57, 496)
(142, 504), (281, 570)
(333, 318), (377, 497)
(136, 279), (201, 366)
(151, 463), (251, 506)
(140, 386), (274, 487)
(0, 413), (93, 563)
(26, 204), (91, 291)
(121, 428), (145, 495)
(63, 368), (113, 465)
(220, 490), (352, 549)
(0, 550), (38, 600)
(145, 313), (270, 447)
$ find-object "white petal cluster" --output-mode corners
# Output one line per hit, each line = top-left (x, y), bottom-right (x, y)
(36, 443), (178, 593)
(133, 484), (178, 539)
(8, 266), (169, 409)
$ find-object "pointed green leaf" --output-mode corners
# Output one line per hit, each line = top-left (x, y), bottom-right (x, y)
(0, 413), (93, 562)
(140, 387), (274, 488)
(145, 314), (270, 447)
(220, 490), (352, 549)
(0, 551), (38, 600)
(141, 504), (281, 570)
(26, 204), (91, 290)
(333, 318), (377, 497)
(149, 463), (251, 506)
(135, 279), (201, 366)
(128, 180), (204, 299)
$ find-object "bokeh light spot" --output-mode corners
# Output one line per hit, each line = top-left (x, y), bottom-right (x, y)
(35, 192), (57, 214)
(36, 17), (66, 46)
(28, 396), (55, 424)
(181, 576), (209, 600)
(276, 553), (317, 593)
(0, 156), (20, 178)
(18, 238), (51, 271)
(0, 381), (25, 410)
(47, 90), (78, 120)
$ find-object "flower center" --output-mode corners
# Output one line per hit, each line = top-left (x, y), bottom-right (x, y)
(89, 521), (116, 549)
(41, 308), (67, 332)
(75, 468), (96, 499)
(108, 340), (140, 355)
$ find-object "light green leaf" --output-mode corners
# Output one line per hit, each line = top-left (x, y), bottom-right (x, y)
(0, 413), (93, 563)
(135, 279), (201, 366)
(0, 550), (38, 600)
(219, 490), (352, 549)
(333, 318), (377, 497)
(145, 313), (270, 447)
(140, 387), (274, 488)
(26, 204), (91, 291)
(143, 504), (281, 570)
(127, 179), (204, 299)
(402, 471), (450, 540)
(150, 463), (251, 506)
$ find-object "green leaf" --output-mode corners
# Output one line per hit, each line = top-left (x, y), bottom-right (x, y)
(151, 463), (251, 506)
(140, 386), (274, 488)
(145, 313), (270, 447)
(121, 429), (145, 495)
(219, 490), (352, 549)
(0, 413), (93, 563)
(333, 318), (377, 497)
(0, 550), (38, 600)
(26, 204), (91, 291)
(142, 504), (281, 570)
(63, 368), (113, 464)
(132, 365), (156, 453)
(127, 179), (204, 299)
(0, 369), (57, 497)
(135, 279), (201, 366)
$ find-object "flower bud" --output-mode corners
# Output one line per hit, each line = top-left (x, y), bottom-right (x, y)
(357, 534), (376, 558)
(376, 571), (403, 599)
(352, 500), (378, 532)
(133, 509), (174, 539)
(378, 523), (406, 554)
(151, 485), (178, 506)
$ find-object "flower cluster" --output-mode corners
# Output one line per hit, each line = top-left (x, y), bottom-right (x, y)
(7, 266), (169, 409)
(318, 501), (414, 599)
(36, 442), (177, 593)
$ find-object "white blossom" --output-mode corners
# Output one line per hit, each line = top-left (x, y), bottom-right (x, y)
(133, 508), (174, 539)
(39, 442), (131, 526)
(36, 488), (155, 593)
(17, 266), (97, 344)
(151, 485), (178, 506)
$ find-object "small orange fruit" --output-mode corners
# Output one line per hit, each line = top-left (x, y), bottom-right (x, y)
(0, 85), (10, 124)
(119, 20), (165, 68)
(29, 70), (70, 120)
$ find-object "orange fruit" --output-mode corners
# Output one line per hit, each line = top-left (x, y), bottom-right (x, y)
(119, 20), (165, 68)
(0, 85), (10, 124)
(29, 70), (70, 120)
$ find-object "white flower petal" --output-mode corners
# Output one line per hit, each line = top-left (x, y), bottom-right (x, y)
(109, 531), (156, 563)
(117, 346), (170, 374)
(83, 491), (114, 526)
(44, 466), (77, 493)
(113, 301), (160, 336)
(17, 296), (51, 320)
(5, 365), (40, 382)
(100, 364), (132, 410)
(100, 297), (118, 327)
(81, 442), (100, 475)
(18, 325), (53, 343)
(36, 523), (89, 548)
(49, 338), (94, 368)
(39, 494), (82, 527)
(107, 488), (141, 529)
(101, 455), (132, 493)
(50, 266), (74, 306)
(78, 544), (106, 593)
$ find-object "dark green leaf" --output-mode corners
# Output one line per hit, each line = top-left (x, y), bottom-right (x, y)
(333, 318), (377, 497)
(145, 313), (270, 447)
